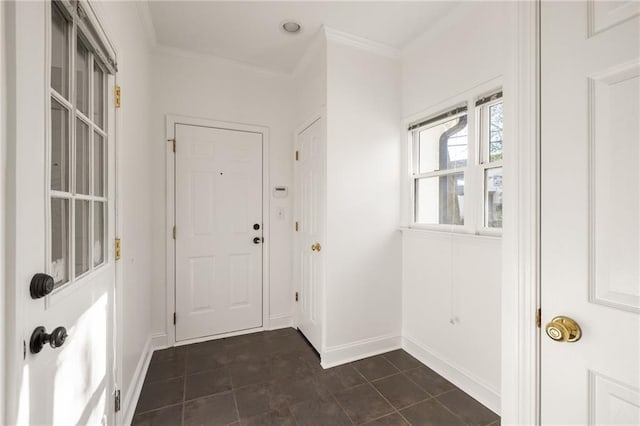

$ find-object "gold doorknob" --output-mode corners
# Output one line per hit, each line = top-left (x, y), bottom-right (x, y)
(311, 243), (322, 252)
(545, 316), (581, 342)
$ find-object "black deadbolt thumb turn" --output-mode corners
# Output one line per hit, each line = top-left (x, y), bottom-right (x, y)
(30, 326), (68, 354)
(30, 273), (55, 299)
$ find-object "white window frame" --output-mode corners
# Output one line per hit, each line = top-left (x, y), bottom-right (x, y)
(409, 108), (469, 232)
(406, 83), (503, 236)
(46, 0), (111, 295)
(477, 94), (504, 236)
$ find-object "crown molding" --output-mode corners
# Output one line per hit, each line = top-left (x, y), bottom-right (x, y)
(323, 26), (400, 59)
(152, 44), (292, 80)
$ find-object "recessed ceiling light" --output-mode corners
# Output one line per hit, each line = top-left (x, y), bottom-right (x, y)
(282, 21), (302, 34)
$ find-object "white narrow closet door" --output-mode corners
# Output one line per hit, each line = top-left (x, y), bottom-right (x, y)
(175, 124), (263, 341)
(295, 118), (325, 353)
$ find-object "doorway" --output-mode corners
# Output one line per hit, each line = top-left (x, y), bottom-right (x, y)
(166, 117), (270, 344)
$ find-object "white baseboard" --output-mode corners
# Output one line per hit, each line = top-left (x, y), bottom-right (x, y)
(150, 332), (169, 351)
(402, 334), (500, 415)
(121, 332), (167, 425)
(268, 313), (293, 330)
(321, 333), (401, 369)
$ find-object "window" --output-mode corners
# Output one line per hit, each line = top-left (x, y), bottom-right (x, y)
(477, 93), (503, 228)
(411, 107), (468, 226)
(49, 1), (115, 288)
(409, 90), (503, 232)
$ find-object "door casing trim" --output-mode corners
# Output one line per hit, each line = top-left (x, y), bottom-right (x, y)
(501, 1), (540, 424)
(164, 114), (271, 347)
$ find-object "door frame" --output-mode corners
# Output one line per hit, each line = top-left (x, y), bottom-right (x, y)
(501, 1), (540, 425)
(164, 114), (271, 347)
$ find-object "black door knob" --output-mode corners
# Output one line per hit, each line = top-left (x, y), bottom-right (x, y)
(30, 273), (54, 299)
(30, 326), (68, 354)
(253, 237), (262, 244)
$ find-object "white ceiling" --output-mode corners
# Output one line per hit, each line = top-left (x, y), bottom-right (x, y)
(146, 1), (459, 74)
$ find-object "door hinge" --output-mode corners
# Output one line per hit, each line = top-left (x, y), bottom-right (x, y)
(114, 85), (121, 108)
(114, 389), (121, 412)
(295, 150), (299, 161)
(536, 308), (541, 328)
(295, 221), (299, 232)
(173, 226), (176, 239)
(173, 312), (177, 325)
(115, 238), (121, 261)
(169, 138), (176, 153)
(295, 292), (299, 302)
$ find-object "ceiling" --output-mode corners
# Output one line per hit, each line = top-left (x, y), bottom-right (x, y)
(146, 1), (460, 74)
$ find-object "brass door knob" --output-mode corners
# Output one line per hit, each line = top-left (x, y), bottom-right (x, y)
(311, 243), (322, 252)
(545, 316), (582, 342)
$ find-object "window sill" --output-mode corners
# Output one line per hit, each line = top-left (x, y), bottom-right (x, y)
(400, 226), (502, 240)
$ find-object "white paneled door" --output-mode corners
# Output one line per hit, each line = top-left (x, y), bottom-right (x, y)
(541, 2), (640, 424)
(295, 118), (325, 353)
(175, 124), (263, 342)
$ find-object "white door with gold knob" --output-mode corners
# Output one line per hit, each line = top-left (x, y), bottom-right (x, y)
(541, 2), (640, 424)
(294, 116), (325, 354)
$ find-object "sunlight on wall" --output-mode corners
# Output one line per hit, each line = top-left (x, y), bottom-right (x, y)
(53, 293), (108, 425)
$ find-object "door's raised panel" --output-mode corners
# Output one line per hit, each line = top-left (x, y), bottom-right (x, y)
(190, 171), (215, 236)
(302, 252), (312, 316)
(311, 256), (320, 323)
(589, 1), (640, 36)
(229, 254), (251, 307)
(190, 139), (215, 158)
(302, 171), (314, 233)
(189, 256), (216, 313)
(226, 167), (250, 234)
(589, 62), (640, 312)
(589, 371), (640, 425)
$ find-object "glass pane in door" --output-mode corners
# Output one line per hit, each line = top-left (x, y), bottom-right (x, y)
(93, 63), (104, 128)
(76, 119), (90, 195)
(76, 37), (90, 115)
(51, 4), (69, 98)
(94, 202), (105, 266)
(94, 132), (104, 197)
(51, 198), (69, 286)
(51, 99), (70, 192)
(75, 200), (91, 277)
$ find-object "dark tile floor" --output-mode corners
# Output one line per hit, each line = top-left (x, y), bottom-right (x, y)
(133, 328), (500, 426)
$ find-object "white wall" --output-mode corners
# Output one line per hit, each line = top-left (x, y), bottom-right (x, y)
(292, 34), (327, 127)
(149, 48), (295, 336)
(323, 39), (402, 364)
(92, 1), (155, 419)
(400, 1), (511, 414)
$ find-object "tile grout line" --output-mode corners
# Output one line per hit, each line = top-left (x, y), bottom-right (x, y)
(361, 354), (444, 425)
(182, 356), (187, 426)
(329, 392), (357, 425)
(230, 374), (241, 426)
(432, 394), (470, 425)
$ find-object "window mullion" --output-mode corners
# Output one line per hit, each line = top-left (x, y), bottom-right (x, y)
(465, 96), (479, 233)
(70, 16), (77, 283)
(88, 51), (95, 273)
